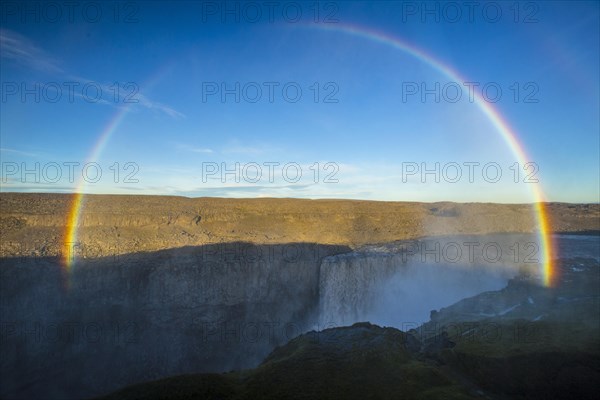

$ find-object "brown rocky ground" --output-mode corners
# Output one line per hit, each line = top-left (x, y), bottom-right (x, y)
(1, 193), (598, 258)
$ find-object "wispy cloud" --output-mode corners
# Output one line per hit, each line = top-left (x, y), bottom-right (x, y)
(68, 76), (186, 118)
(220, 139), (281, 155)
(0, 148), (41, 157)
(0, 29), (184, 118)
(222, 145), (265, 155)
(136, 92), (186, 119)
(178, 183), (317, 198)
(174, 143), (214, 154)
(0, 29), (62, 73)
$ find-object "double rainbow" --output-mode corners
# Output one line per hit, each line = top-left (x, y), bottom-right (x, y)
(62, 24), (556, 286)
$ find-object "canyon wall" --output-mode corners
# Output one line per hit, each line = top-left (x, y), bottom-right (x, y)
(1, 233), (543, 399)
(1, 194), (598, 398)
(0, 243), (346, 399)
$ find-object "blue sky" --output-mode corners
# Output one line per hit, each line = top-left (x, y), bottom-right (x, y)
(1, 1), (598, 202)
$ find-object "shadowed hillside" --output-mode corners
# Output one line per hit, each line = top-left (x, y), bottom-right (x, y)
(1, 193), (598, 399)
(99, 257), (600, 400)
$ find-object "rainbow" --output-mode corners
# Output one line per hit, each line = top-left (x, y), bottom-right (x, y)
(62, 105), (130, 275)
(61, 62), (177, 276)
(304, 23), (555, 286)
(62, 24), (556, 287)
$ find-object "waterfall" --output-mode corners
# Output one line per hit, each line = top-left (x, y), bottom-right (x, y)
(318, 237), (524, 328)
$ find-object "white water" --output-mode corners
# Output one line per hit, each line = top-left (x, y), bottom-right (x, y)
(318, 236), (527, 327)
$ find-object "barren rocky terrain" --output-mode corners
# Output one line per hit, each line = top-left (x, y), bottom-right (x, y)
(1, 193), (598, 258)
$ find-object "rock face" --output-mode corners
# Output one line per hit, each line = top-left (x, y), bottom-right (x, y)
(101, 323), (471, 400)
(318, 235), (539, 328)
(98, 256), (600, 400)
(1, 194), (598, 399)
(0, 234), (543, 399)
(0, 244), (348, 399)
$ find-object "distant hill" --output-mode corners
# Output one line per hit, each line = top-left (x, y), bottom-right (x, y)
(1, 193), (598, 258)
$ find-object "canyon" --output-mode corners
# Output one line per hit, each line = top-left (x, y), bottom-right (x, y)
(0, 194), (598, 399)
